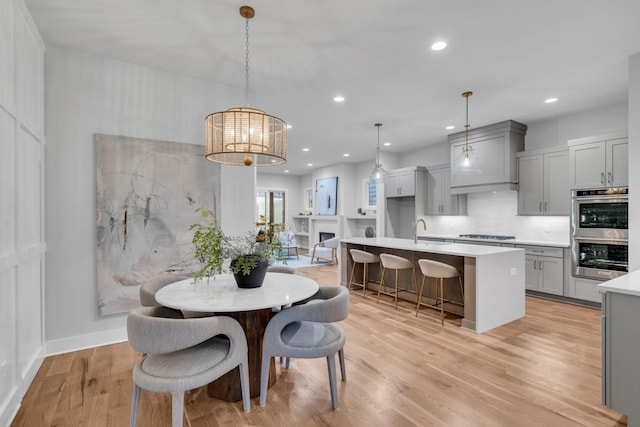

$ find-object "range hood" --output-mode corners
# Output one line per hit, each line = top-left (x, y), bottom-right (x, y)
(448, 120), (527, 194)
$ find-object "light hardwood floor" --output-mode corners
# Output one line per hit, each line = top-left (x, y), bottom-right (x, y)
(11, 264), (627, 426)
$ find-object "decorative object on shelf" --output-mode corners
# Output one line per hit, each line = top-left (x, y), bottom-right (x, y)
(365, 226), (375, 238)
(369, 123), (387, 183)
(205, 5), (287, 167)
(314, 176), (338, 215)
(189, 208), (285, 287)
(454, 91), (481, 174)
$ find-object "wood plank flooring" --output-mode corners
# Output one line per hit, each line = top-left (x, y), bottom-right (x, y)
(11, 264), (627, 426)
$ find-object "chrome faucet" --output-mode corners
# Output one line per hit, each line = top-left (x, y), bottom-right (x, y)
(413, 219), (427, 244)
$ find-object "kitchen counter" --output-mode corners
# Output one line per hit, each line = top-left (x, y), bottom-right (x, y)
(598, 269), (640, 297)
(417, 233), (569, 248)
(340, 237), (525, 334)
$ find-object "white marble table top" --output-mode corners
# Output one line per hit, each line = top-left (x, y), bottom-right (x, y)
(155, 273), (319, 312)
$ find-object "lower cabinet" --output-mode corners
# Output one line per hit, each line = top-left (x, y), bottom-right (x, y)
(520, 245), (564, 296)
(567, 276), (602, 303)
(602, 289), (640, 424)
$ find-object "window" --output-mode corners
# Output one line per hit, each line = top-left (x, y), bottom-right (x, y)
(363, 179), (377, 210)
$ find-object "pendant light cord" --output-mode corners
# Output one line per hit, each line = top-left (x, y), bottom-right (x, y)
(245, 16), (250, 107)
(375, 123), (382, 165)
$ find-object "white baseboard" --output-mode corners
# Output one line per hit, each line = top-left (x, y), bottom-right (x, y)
(0, 386), (21, 427)
(45, 327), (128, 356)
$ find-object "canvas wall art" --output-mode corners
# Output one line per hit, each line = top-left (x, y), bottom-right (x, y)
(314, 176), (338, 215)
(95, 134), (220, 316)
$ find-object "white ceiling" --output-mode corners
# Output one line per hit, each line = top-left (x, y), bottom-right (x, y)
(24, 0), (640, 175)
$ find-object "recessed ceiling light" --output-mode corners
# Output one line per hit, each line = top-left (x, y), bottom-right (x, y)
(307, 163), (313, 167)
(284, 170), (289, 173)
(446, 125), (455, 130)
(431, 41), (447, 51)
(333, 95), (345, 102)
(286, 124), (292, 129)
(343, 153), (350, 157)
(545, 97), (558, 103)
(302, 148), (310, 152)
(383, 142), (392, 146)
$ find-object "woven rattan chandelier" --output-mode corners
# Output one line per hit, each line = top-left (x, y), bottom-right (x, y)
(205, 6), (287, 167)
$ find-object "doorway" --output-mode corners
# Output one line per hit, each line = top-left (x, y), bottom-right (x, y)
(256, 190), (286, 234)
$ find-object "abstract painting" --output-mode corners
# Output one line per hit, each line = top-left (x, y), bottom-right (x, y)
(314, 176), (338, 215)
(95, 134), (220, 316)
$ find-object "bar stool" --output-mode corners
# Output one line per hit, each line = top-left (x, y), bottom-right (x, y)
(377, 253), (417, 309)
(348, 249), (381, 298)
(416, 259), (464, 326)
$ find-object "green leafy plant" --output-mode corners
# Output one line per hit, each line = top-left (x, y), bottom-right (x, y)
(190, 208), (286, 281)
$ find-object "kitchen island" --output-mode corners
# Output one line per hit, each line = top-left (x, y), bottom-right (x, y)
(340, 237), (525, 333)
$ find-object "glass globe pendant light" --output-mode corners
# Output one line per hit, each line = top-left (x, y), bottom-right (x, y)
(454, 91), (481, 174)
(369, 123), (387, 183)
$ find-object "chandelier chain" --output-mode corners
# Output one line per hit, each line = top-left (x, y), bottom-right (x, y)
(245, 15), (250, 107)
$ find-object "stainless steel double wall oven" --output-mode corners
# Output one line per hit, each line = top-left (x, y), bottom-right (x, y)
(571, 187), (628, 280)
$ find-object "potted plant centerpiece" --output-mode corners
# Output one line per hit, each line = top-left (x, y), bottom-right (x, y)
(190, 208), (285, 288)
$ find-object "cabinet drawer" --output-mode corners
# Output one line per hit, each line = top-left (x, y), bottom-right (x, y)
(518, 245), (563, 258)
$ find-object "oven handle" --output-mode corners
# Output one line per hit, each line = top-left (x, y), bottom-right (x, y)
(572, 196), (628, 202)
(572, 236), (628, 244)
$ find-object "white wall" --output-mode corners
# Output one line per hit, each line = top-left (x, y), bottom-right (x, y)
(629, 53), (640, 271)
(0, 1), (45, 425)
(43, 46), (253, 353)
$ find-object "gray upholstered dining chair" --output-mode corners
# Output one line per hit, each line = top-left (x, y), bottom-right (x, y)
(127, 306), (250, 427)
(266, 265), (298, 275)
(259, 285), (349, 410)
(139, 274), (192, 307)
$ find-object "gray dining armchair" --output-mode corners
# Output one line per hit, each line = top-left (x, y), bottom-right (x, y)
(139, 274), (192, 307)
(127, 306), (250, 427)
(259, 285), (349, 410)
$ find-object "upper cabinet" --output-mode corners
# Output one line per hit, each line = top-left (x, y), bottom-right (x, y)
(426, 165), (467, 215)
(517, 147), (569, 215)
(449, 120), (527, 194)
(385, 166), (426, 198)
(568, 132), (628, 189)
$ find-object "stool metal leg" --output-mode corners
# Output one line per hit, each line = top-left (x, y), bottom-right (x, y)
(376, 266), (386, 303)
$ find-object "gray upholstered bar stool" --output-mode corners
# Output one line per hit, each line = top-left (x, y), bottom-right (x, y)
(348, 249), (381, 298)
(377, 253), (417, 309)
(416, 259), (464, 326)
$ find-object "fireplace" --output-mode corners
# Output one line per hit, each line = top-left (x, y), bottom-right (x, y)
(318, 232), (336, 242)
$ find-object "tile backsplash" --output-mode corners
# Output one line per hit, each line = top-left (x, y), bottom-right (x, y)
(422, 190), (570, 244)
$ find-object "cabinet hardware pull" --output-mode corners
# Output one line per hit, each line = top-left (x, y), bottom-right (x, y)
(544, 202), (547, 212)
(601, 172), (605, 185)
(608, 171), (612, 184)
(533, 260), (537, 270)
(539, 260), (543, 270)
(539, 202), (542, 212)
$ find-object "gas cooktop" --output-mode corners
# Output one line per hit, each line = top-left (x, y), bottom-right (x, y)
(458, 234), (516, 241)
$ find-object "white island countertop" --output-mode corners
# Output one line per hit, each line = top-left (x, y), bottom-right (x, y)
(341, 237), (523, 257)
(416, 234), (569, 248)
(598, 270), (640, 297)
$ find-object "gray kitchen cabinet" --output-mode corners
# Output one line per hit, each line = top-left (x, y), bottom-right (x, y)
(384, 167), (427, 238)
(386, 167), (425, 198)
(601, 289), (640, 425)
(568, 132), (628, 189)
(517, 148), (569, 215)
(567, 276), (602, 302)
(426, 165), (466, 215)
(449, 120), (527, 194)
(519, 245), (564, 295)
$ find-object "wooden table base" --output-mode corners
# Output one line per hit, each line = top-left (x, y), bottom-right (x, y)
(207, 308), (277, 402)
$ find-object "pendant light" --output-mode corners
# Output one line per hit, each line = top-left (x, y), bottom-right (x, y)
(369, 123), (387, 183)
(454, 91), (481, 174)
(205, 6), (287, 167)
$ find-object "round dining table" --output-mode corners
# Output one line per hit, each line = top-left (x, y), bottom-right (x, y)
(155, 272), (319, 402)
